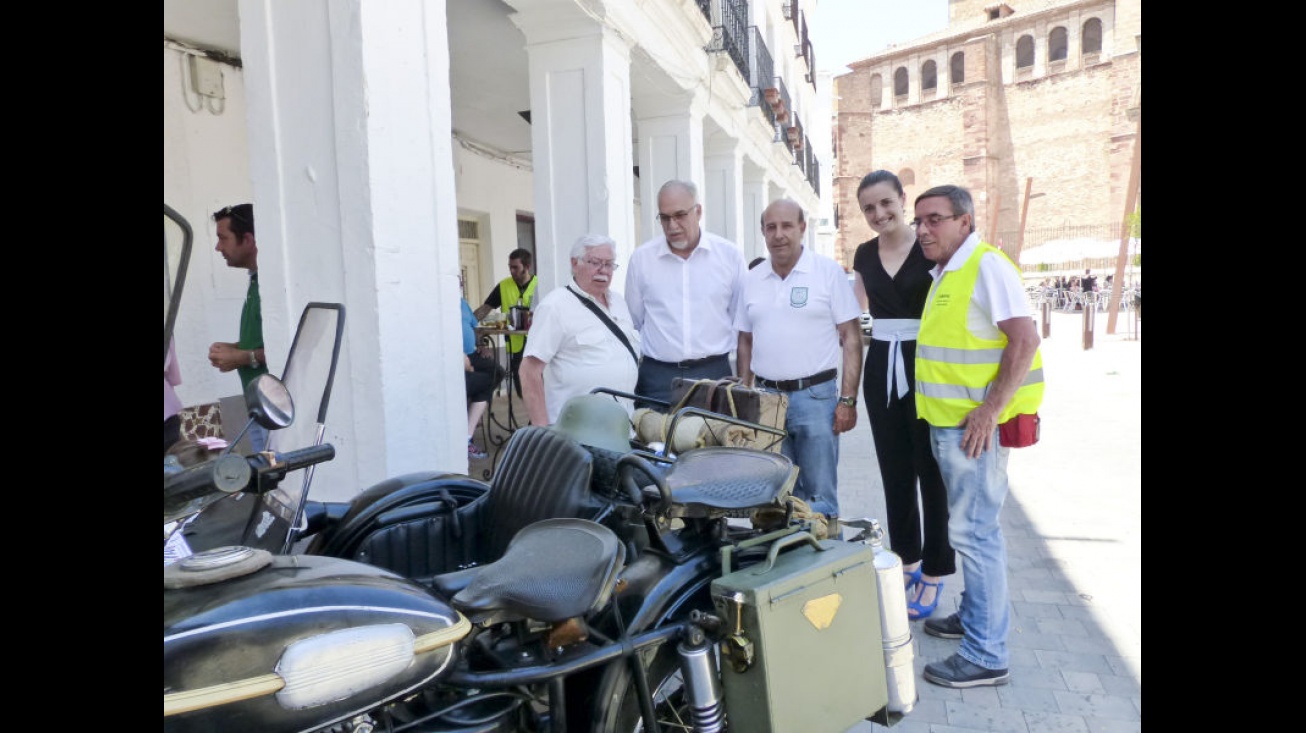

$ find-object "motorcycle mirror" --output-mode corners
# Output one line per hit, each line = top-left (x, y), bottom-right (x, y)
(245, 373), (295, 430)
(221, 375), (294, 459)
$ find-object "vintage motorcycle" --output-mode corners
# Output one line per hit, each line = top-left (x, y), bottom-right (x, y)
(163, 205), (906, 733)
(165, 394), (902, 733)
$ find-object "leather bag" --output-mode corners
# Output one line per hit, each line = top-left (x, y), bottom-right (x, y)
(666, 377), (788, 453)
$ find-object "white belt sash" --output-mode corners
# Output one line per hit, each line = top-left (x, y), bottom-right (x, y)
(870, 318), (921, 406)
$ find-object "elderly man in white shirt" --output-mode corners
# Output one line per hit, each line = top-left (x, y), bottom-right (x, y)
(625, 179), (747, 407)
(520, 234), (641, 426)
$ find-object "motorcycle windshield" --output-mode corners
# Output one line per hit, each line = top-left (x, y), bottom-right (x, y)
(180, 302), (346, 557)
(254, 302), (346, 552)
(163, 204), (192, 364)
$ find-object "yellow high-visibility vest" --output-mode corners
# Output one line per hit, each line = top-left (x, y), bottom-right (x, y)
(916, 242), (1044, 427)
(498, 276), (538, 353)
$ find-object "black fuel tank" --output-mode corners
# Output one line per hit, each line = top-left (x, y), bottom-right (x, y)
(164, 550), (468, 733)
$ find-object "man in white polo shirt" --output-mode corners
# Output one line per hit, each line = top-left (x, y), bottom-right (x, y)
(735, 198), (863, 526)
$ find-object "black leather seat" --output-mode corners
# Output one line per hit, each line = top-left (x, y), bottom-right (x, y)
(312, 426), (599, 584)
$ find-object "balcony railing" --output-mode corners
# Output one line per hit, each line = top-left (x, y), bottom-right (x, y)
(783, 0), (798, 32)
(747, 27), (774, 119)
(801, 139), (819, 195)
(706, 0), (750, 82)
(784, 111), (803, 159)
(766, 75), (793, 145)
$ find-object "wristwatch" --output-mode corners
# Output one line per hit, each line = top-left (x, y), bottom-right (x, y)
(838, 395), (857, 408)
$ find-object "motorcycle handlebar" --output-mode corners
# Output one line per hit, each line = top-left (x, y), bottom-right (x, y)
(163, 444), (336, 523)
(164, 454), (253, 507)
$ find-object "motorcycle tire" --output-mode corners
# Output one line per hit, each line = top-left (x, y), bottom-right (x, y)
(601, 641), (709, 733)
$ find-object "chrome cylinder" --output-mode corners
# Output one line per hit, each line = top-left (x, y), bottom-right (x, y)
(865, 520), (911, 647)
(852, 519), (917, 714)
(677, 636), (726, 733)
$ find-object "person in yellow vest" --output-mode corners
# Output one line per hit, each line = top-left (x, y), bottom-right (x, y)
(911, 185), (1044, 690)
(474, 248), (538, 397)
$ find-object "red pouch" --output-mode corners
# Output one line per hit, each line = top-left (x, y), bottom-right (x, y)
(998, 413), (1040, 448)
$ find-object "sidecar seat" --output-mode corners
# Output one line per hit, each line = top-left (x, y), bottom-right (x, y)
(314, 425), (600, 586)
(471, 425), (603, 562)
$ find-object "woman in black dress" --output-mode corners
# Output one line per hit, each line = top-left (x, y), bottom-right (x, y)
(851, 171), (955, 620)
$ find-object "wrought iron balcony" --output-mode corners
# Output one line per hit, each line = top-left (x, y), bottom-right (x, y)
(764, 75), (793, 146)
(784, 111), (803, 159)
(706, 0), (750, 82)
(747, 27), (774, 119)
(782, 0), (798, 31)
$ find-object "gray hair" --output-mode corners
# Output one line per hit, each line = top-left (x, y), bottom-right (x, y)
(570, 234), (617, 259)
(658, 179), (698, 201)
(915, 185), (976, 234)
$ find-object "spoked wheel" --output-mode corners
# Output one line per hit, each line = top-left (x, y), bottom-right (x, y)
(605, 642), (710, 733)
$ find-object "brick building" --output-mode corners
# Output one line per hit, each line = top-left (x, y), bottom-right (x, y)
(831, 0), (1141, 273)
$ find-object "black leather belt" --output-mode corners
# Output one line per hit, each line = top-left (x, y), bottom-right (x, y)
(645, 353), (730, 369)
(755, 368), (837, 392)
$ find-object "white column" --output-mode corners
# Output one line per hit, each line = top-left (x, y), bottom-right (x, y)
(511, 2), (635, 287)
(240, 0), (465, 499)
(742, 170), (770, 261)
(703, 141), (743, 246)
(633, 101), (705, 240)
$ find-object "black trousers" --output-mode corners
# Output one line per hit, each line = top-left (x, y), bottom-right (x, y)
(466, 352), (505, 405)
(635, 354), (732, 408)
(508, 350), (523, 398)
(863, 340), (955, 576)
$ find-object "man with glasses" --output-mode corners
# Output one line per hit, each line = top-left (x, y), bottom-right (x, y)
(206, 203), (270, 452)
(473, 248), (538, 398)
(520, 235), (640, 426)
(625, 179), (746, 406)
(736, 198), (863, 533)
(911, 185), (1044, 690)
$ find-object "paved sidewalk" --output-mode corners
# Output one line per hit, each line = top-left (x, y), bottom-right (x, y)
(841, 309), (1141, 732)
(476, 308), (1141, 731)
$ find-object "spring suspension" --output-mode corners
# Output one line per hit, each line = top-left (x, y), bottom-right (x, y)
(677, 628), (726, 733)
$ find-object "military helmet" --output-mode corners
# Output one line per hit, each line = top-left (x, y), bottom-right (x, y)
(551, 394), (632, 454)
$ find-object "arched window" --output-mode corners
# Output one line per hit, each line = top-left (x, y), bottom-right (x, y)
(1049, 27), (1068, 62)
(1016, 35), (1034, 69)
(1082, 18), (1103, 54)
(894, 67), (909, 97)
(950, 52), (965, 84)
(869, 74), (883, 108)
(898, 168), (915, 186)
(922, 60), (937, 91)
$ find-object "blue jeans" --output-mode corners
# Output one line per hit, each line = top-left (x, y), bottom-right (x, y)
(781, 379), (840, 517)
(929, 425), (1011, 670)
(247, 422), (270, 453)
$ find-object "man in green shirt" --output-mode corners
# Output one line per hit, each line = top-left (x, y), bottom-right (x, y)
(208, 203), (270, 452)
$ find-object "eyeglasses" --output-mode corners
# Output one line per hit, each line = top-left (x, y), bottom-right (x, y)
(582, 257), (619, 271)
(215, 205), (252, 228)
(657, 208), (696, 226)
(909, 214), (961, 230)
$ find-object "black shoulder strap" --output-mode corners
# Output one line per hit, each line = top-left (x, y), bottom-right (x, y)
(567, 286), (639, 365)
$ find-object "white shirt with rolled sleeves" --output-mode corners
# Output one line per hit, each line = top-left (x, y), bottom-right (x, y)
(926, 233), (1033, 338)
(624, 230), (746, 362)
(735, 247), (863, 380)
(523, 283), (641, 424)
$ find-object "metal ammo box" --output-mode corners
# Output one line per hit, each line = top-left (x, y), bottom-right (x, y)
(711, 530), (889, 733)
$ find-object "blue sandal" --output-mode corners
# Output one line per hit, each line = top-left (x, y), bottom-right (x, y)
(908, 580), (944, 621)
(903, 566), (923, 593)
